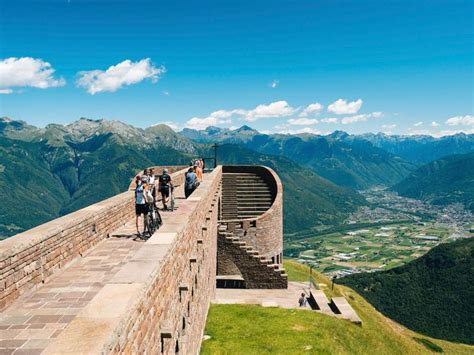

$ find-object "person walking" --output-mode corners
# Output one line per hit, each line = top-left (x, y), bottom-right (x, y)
(184, 167), (198, 198)
(158, 168), (172, 210)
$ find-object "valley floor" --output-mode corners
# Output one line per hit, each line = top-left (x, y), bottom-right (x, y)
(285, 189), (474, 278)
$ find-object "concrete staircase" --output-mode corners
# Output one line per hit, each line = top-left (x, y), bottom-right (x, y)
(221, 173), (273, 220)
(217, 225), (288, 289)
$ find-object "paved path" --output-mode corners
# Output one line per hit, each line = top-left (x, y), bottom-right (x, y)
(0, 175), (204, 355)
(0, 237), (143, 355)
(213, 281), (313, 310)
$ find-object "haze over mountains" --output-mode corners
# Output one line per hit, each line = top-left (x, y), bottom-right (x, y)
(1, 117), (473, 238)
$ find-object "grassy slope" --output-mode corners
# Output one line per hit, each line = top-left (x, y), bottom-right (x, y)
(201, 261), (473, 355)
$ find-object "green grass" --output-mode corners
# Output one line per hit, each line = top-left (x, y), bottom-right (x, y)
(201, 261), (473, 355)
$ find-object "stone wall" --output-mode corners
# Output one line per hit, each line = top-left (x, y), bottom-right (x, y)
(0, 166), (188, 311)
(101, 166), (222, 354)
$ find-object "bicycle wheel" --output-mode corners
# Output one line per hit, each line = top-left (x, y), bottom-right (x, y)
(155, 207), (163, 226)
(145, 214), (154, 237)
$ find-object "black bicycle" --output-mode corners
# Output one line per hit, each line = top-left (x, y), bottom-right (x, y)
(143, 203), (163, 239)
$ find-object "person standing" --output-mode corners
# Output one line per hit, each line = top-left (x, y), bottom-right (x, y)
(159, 168), (172, 210)
(298, 293), (307, 307)
(184, 167), (198, 198)
(195, 162), (203, 182)
(135, 175), (149, 236)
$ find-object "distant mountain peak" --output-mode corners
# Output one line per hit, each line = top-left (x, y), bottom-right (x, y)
(328, 130), (349, 139)
(205, 126), (224, 134)
(235, 125), (256, 132)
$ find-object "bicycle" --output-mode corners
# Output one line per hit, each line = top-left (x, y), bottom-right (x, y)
(142, 203), (162, 239)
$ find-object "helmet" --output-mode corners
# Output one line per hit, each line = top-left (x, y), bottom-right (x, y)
(163, 168), (169, 174)
(140, 175), (148, 182)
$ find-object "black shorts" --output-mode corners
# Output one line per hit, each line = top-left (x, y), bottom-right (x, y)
(135, 204), (148, 215)
(160, 187), (170, 198)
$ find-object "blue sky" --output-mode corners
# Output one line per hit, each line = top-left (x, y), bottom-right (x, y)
(0, 0), (472, 136)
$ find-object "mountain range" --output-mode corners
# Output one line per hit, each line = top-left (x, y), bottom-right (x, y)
(0, 117), (364, 238)
(181, 126), (474, 190)
(1, 117), (473, 238)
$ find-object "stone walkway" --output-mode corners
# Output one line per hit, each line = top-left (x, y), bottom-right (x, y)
(213, 281), (313, 310)
(0, 178), (198, 354)
(0, 237), (143, 355)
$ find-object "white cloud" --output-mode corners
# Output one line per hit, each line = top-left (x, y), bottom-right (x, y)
(163, 91), (170, 96)
(288, 118), (318, 126)
(407, 127), (474, 137)
(320, 117), (339, 124)
(431, 121), (440, 127)
(407, 129), (432, 136)
(300, 102), (323, 117)
(185, 110), (233, 130)
(242, 100), (297, 122)
(270, 80), (279, 88)
(76, 58), (165, 94)
(445, 115), (474, 126)
(382, 124), (397, 130)
(432, 128), (474, 137)
(327, 98), (363, 115)
(0, 57), (65, 92)
(278, 127), (321, 135)
(341, 112), (383, 124)
(413, 121), (423, 127)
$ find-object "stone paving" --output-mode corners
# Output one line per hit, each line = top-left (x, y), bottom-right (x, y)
(0, 236), (143, 354)
(0, 179), (196, 354)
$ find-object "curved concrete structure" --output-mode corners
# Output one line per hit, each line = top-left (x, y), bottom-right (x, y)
(219, 165), (283, 262)
(217, 166), (286, 289)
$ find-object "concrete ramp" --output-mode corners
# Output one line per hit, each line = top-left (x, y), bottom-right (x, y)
(308, 290), (333, 315)
(331, 297), (363, 325)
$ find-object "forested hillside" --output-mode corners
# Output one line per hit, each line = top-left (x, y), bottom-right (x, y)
(338, 238), (474, 344)
(392, 152), (474, 211)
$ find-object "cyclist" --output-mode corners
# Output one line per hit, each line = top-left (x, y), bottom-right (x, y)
(135, 175), (149, 236)
(158, 168), (173, 210)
